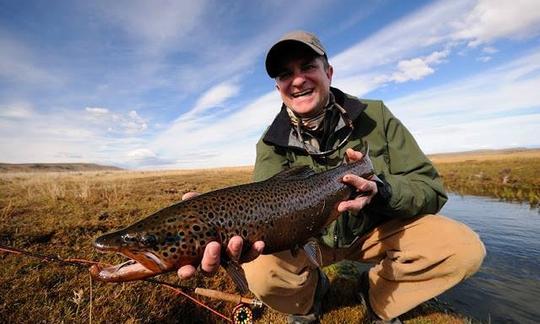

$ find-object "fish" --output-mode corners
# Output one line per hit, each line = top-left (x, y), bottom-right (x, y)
(90, 150), (378, 293)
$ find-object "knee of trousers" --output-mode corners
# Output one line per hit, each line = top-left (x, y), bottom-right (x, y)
(430, 215), (486, 278)
(242, 253), (317, 314)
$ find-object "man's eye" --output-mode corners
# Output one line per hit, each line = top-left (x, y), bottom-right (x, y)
(276, 71), (292, 81)
(302, 64), (316, 71)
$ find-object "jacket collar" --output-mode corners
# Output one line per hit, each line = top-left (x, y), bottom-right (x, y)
(262, 87), (367, 148)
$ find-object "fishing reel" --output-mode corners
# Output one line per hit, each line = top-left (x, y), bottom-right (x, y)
(194, 287), (263, 324)
(232, 303), (254, 324)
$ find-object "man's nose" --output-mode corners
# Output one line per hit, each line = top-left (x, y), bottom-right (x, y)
(291, 70), (307, 87)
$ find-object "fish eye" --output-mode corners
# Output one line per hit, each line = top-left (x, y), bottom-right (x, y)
(121, 233), (137, 243)
(140, 234), (157, 246)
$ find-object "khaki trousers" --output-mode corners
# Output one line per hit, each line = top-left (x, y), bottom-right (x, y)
(242, 214), (486, 320)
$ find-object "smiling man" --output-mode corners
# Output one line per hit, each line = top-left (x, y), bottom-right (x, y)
(179, 31), (486, 324)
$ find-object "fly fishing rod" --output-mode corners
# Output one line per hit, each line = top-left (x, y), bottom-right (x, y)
(0, 244), (262, 324)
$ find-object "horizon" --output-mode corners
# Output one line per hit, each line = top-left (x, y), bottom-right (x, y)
(1, 0), (539, 169)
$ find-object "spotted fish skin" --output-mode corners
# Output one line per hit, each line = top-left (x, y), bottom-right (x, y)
(92, 153), (376, 283)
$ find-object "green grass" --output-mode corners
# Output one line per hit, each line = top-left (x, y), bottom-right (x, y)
(434, 156), (540, 207)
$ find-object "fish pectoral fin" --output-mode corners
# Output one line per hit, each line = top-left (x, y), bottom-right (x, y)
(223, 260), (250, 295)
(303, 239), (323, 268)
(290, 244), (300, 257)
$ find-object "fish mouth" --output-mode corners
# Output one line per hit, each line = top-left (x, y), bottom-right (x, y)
(91, 247), (171, 282)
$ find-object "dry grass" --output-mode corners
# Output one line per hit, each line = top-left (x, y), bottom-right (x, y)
(0, 167), (469, 323)
(431, 149), (540, 207)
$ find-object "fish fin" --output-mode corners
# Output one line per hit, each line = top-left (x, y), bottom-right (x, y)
(290, 245), (300, 257)
(223, 260), (250, 295)
(303, 239), (323, 268)
(271, 166), (316, 180)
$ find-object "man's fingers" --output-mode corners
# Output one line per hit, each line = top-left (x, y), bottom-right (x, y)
(227, 236), (243, 262)
(177, 265), (196, 280)
(240, 241), (265, 263)
(342, 174), (373, 192)
(345, 148), (364, 162)
(337, 197), (369, 213)
(200, 241), (221, 274)
(182, 192), (200, 200)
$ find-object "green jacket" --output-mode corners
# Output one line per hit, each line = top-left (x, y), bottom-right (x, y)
(253, 87), (447, 248)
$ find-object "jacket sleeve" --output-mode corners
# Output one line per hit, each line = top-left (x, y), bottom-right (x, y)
(372, 104), (447, 218)
(253, 138), (289, 182)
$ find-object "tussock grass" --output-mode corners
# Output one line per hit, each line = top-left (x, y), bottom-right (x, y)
(0, 165), (475, 323)
(432, 149), (540, 207)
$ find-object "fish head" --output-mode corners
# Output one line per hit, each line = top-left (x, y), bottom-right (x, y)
(92, 217), (193, 282)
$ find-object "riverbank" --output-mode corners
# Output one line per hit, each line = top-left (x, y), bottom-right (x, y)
(430, 148), (540, 207)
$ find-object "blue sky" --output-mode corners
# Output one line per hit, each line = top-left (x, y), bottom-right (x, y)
(1, 0), (539, 169)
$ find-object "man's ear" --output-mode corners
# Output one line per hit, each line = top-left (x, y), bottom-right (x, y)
(275, 83), (280, 91)
(327, 65), (334, 82)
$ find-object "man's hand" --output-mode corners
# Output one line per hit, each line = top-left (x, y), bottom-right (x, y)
(177, 192), (265, 280)
(337, 148), (378, 214)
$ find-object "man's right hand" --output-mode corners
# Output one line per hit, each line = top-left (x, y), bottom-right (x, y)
(177, 192), (265, 280)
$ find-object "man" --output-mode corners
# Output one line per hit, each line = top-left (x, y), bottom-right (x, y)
(178, 31), (485, 323)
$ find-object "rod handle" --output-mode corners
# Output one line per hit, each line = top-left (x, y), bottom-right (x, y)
(194, 288), (255, 305)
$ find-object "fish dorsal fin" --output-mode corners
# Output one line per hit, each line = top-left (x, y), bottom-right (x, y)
(303, 239), (323, 268)
(271, 166), (316, 180)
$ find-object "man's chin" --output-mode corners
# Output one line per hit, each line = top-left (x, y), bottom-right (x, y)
(290, 101), (321, 117)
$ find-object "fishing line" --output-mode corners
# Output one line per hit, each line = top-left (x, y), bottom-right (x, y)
(0, 244), (233, 322)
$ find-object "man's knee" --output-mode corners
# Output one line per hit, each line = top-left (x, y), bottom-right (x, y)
(429, 214), (486, 277)
(454, 227), (486, 278)
(242, 253), (317, 314)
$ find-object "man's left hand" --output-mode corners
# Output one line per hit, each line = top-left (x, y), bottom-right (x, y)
(337, 148), (378, 213)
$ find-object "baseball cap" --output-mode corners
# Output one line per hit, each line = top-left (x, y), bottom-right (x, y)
(265, 30), (327, 78)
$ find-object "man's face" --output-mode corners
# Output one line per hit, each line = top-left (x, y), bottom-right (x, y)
(275, 55), (333, 117)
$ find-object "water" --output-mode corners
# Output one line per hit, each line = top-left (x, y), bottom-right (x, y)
(439, 194), (540, 323)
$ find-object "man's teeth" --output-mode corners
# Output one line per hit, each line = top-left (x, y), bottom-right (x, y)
(292, 90), (313, 98)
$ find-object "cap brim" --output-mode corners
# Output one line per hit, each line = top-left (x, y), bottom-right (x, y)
(265, 40), (325, 78)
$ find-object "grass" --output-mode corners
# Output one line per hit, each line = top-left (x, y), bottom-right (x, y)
(0, 166), (471, 323)
(431, 149), (540, 207)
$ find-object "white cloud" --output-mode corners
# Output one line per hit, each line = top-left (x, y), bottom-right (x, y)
(0, 102), (34, 118)
(127, 148), (156, 160)
(179, 81), (241, 121)
(477, 56), (491, 62)
(85, 107), (110, 117)
(84, 107), (148, 135)
(385, 50), (540, 152)
(331, 0), (472, 78)
(150, 91), (281, 168)
(414, 114), (540, 154)
(391, 58), (434, 83)
(452, 0), (540, 46)
(482, 46), (498, 54)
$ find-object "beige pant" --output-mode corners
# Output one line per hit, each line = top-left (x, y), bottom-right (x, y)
(242, 214), (486, 320)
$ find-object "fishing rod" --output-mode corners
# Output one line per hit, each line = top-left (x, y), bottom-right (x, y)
(0, 244), (261, 324)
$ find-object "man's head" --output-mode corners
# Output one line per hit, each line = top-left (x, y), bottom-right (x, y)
(265, 31), (333, 118)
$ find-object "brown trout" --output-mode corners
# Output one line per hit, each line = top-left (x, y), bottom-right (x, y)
(91, 152), (378, 293)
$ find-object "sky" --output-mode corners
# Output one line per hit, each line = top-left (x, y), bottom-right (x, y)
(1, 0), (539, 169)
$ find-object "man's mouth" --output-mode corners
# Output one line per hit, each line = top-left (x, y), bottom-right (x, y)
(291, 89), (314, 98)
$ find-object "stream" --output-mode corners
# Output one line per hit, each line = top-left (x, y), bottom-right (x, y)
(438, 194), (540, 323)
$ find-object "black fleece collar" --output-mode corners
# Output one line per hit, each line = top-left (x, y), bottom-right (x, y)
(262, 87), (367, 148)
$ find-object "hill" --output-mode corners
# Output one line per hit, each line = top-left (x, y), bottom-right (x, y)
(0, 163), (123, 173)
(428, 147), (540, 163)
